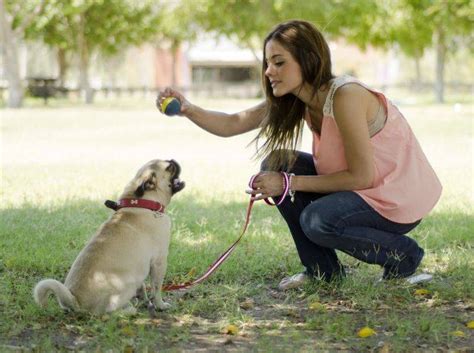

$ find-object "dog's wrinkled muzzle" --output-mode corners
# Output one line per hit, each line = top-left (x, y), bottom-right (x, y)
(167, 159), (185, 194)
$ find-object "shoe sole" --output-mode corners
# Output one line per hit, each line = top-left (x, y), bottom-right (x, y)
(375, 273), (433, 285)
(405, 273), (433, 284)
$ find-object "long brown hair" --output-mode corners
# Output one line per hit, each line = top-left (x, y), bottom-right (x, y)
(255, 20), (334, 170)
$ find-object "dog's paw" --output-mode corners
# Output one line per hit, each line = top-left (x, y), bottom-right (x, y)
(147, 302), (157, 318)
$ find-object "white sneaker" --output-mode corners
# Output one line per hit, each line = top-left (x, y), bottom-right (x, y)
(278, 272), (309, 291)
(376, 272), (433, 285)
(405, 273), (433, 284)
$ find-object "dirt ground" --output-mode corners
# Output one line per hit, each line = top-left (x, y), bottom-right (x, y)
(2, 285), (473, 352)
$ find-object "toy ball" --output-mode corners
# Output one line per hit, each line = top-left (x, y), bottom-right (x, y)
(161, 97), (181, 116)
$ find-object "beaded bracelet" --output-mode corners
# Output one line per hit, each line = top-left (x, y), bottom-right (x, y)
(249, 172), (290, 206)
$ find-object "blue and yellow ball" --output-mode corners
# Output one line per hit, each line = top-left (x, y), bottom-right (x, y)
(161, 97), (181, 116)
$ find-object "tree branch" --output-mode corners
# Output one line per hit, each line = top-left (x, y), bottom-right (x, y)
(16, 0), (48, 35)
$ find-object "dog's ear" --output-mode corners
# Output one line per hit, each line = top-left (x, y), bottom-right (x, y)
(134, 172), (157, 197)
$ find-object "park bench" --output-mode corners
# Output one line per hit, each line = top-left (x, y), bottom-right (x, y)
(27, 77), (59, 104)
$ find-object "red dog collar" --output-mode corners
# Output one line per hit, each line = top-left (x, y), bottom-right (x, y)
(105, 198), (165, 213)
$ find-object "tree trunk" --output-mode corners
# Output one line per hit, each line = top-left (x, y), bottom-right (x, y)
(414, 56), (422, 90)
(78, 13), (94, 104)
(171, 41), (179, 88)
(57, 48), (68, 87)
(0, 0), (23, 108)
(434, 28), (446, 103)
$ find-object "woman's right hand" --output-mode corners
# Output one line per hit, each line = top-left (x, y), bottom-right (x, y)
(156, 87), (193, 116)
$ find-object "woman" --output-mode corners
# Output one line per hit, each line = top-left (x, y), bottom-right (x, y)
(157, 20), (442, 290)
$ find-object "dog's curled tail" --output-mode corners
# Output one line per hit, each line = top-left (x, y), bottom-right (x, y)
(34, 279), (79, 310)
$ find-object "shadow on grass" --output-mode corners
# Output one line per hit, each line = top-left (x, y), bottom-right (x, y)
(0, 196), (471, 281)
(0, 196), (295, 282)
(0, 197), (472, 352)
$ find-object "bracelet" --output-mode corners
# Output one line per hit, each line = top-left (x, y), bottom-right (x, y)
(249, 172), (290, 206)
(288, 173), (295, 202)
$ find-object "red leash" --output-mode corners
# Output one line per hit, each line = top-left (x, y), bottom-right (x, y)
(162, 172), (291, 291)
(162, 198), (255, 291)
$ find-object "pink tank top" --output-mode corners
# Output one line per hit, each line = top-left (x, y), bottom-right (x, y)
(306, 76), (442, 223)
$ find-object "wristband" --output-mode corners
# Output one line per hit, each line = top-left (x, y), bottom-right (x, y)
(288, 173), (295, 202)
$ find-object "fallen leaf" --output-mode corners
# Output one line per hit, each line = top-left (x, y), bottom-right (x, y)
(223, 324), (239, 335)
(414, 289), (430, 296)
(309, 301), (326, 312)
(450, 330), (465, 337)
(467, 321), (474, 329)
(357, 326), (376, 338)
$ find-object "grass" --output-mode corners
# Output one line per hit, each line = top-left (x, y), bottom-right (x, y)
(0, 97), (473, 352)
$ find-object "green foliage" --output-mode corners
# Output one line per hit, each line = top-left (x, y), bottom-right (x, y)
(193, 0), (281, 50)
(156, 0), (201, 49)
(3, 0), (45, 30)
(425, 0), (473, 51)
(24, 0), (162, 56)
(387, 0), (433, 58)
(9, 0), (473, 64)
(388, 0), (473, 58)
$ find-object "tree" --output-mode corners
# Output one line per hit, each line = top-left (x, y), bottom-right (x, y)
(386, 0), (433, 88)
(424, 0), (473, 103)
(0, 0), (47, 108)
(279, 0), (472, 103)
(193, 0), (282, 61)
(344, 0), (472, 102)
(26, 0), (163, 104)
(155, 0), (200, 87)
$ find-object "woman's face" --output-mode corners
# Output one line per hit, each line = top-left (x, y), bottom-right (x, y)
(264, 39), (303, 97)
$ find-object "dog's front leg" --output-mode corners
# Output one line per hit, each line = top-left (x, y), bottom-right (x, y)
(150, 258), (171, 310)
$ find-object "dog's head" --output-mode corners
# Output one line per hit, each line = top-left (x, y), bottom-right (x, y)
(122, 159), (185, 203)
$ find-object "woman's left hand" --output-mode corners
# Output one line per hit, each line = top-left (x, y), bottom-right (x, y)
(246, 172), (285, 201)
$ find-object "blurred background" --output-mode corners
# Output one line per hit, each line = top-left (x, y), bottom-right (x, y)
(0, 0), (472, 108)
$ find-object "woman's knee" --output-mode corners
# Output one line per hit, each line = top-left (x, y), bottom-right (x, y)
(300, 204), (335, 245)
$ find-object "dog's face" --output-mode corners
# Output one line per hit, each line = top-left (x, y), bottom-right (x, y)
(124, 159), (185, 200)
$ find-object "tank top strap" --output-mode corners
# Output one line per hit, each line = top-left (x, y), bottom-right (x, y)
(323, 76), (358, 118)
(323, 75), (384, 118)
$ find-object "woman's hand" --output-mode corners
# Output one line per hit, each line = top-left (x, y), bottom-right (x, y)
(246, 172), (285, 201)
(156, 87), (193, 116)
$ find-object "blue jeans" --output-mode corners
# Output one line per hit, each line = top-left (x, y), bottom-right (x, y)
(262, 151), (424, 281)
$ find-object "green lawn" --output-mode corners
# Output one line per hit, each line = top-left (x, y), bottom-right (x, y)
(1, 98), (473, 351)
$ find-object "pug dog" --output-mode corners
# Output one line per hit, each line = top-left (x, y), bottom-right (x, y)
(33, 159), (185, 315)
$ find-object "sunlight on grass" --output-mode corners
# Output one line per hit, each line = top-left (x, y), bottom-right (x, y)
(1, 99), (472, 351)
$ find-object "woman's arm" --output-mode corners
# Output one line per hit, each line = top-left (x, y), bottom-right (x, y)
(158, 88), (266, 137)
(186, 102), (267, 137)
(251, 84), (375, 199)
(295, 84), (375, 191)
